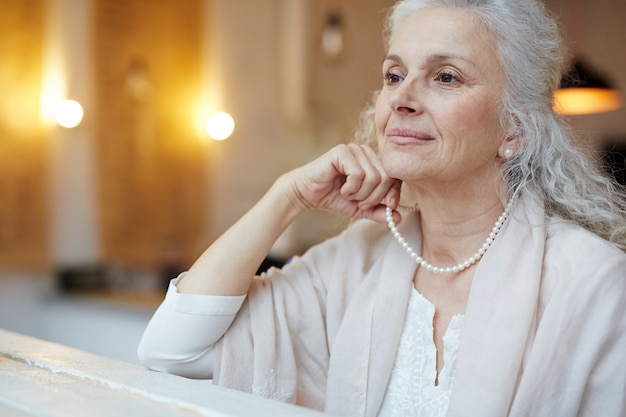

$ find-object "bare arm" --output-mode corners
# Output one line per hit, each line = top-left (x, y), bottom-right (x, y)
(176, 144), (402, 296)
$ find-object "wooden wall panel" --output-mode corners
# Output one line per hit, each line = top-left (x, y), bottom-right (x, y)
(0, 0), (48, 268)
(93, 0), (208, 269)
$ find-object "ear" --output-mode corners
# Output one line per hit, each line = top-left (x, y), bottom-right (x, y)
(498, 115), (523, 159)
(498, 135), (521, 159)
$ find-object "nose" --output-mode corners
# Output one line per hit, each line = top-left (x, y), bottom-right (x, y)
(388, 79), (421, 115)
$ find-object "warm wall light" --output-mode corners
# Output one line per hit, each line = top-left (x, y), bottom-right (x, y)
(554, 58), (623, 116)
(205, 112), (234, 140)
(554, 88), (622, 116)
(55, 99), (84, 128)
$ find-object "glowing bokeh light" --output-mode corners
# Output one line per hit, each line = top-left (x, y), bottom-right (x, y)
(55, 100), (84, 128)
(553, 88), (622, 116)
(205, 112), (235, 141)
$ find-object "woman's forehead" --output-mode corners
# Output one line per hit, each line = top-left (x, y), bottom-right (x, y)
(388, 7), (499, 69)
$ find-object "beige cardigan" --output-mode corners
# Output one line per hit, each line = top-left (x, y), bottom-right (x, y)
(213, 194), (626, 417)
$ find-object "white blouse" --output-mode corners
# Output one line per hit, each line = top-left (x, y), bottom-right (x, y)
(378, 288), (464, 417)
(138, 279), (464, 416)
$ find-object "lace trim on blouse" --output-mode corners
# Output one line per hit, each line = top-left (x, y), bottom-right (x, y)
(378, 288), (464, 417)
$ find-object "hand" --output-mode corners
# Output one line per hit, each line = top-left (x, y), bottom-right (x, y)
(283, 144), (402, 223)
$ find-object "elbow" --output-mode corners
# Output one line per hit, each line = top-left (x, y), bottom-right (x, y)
(136, 339), (165, 372)
(137, 338), (176, 373)
(137, 340), (215, 380)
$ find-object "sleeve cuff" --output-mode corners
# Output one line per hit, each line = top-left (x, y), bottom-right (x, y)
(163, 273), (246, 316)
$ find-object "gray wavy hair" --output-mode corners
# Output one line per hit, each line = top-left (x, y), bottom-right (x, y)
(354, 0), (626, 250)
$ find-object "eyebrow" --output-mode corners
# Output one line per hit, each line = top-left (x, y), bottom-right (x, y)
(383, 53), (476, 67)
(383, 54), (404, 64)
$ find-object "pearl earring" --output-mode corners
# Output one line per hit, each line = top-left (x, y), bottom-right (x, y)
(503, 148), (513, 159)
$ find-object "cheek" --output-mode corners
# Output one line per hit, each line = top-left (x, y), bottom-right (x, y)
(374, 97), (388, 136)
(451, 96), (502, 136)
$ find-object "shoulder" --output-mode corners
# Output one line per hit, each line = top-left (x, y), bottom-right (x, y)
(545, 217), (626, 267)
(542, 217), (626, 296)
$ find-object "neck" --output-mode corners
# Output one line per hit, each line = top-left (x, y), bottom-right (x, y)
(414, 192), (507, 268)
(386, 196), (513, 273)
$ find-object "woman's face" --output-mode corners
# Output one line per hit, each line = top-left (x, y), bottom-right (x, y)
(376, 6), (508, 190)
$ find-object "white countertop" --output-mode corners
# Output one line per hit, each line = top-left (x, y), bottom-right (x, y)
(0, 329), (328, 417)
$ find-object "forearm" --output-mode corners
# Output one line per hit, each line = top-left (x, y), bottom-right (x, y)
(176, 143), (400, 296)
(177, 174), (303, 296)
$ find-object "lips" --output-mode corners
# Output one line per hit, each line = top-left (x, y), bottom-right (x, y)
(386, 128), (435, 145)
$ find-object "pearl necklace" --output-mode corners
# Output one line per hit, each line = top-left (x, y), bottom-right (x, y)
(385, 199), (514, 273)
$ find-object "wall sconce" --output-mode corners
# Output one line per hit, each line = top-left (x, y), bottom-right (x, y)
(321, 10), (346, 62)
(55, 99), (84, 128)
(554, 58), (623, 116)
(205, 112), (234, 141)
(126, 60), (155, 103)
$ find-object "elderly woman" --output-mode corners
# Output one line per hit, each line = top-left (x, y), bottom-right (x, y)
(138, 0), (626, 416)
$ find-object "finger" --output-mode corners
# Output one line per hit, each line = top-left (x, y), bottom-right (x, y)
(336, 145), (370, 199)
(361, 179), (402, 223)
(351, 146), (398, 208)
(382, 179), (403, 210)
(340, 145), (387, 202)
(359, 203), (402, 224)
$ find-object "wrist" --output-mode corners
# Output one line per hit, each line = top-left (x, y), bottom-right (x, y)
(270, 173), (311, 217)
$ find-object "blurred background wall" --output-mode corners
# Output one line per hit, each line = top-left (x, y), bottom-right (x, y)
(0, 0), (624, 363)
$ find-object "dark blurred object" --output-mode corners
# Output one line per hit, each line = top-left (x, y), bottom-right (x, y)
(256, 256), (286, 275)
(55, 256), (287, 293)
(57, 265), (107, 292)
(159, 262), (185, 291)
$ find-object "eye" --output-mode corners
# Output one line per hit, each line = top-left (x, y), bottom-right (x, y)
(383, 71), (403, 86)
(435, 70), (460, 84)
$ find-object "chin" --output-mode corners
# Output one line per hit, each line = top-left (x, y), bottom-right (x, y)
(381, 152), (420, 178)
